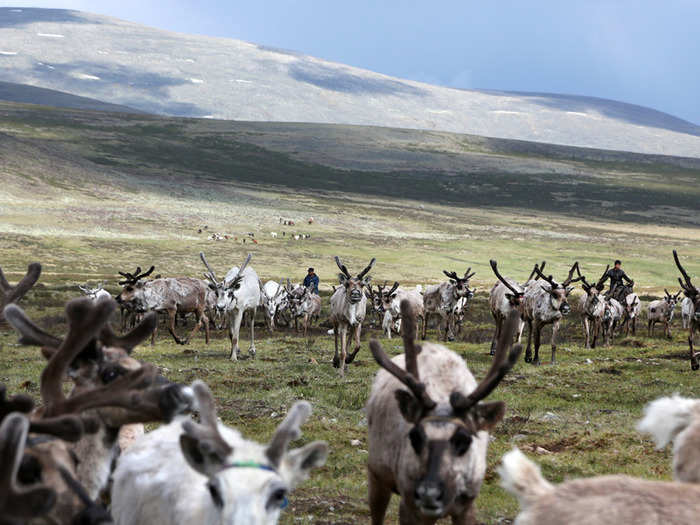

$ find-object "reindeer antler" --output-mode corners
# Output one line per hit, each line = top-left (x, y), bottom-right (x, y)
(527, 261), (546, 281)
(531, 264), (556, 287)
(334, 256), (352, 279)
(674, 250), (697, 295)
(118, 266), (154, 285)
(0, 262), (41, 323)
(181, 381), (232, 463)
(0, 413), (57, 521)
(386, 281), (400, 296)
(562, 262), (583, 287)
(369, 300), (436, 412)
(489, 260), (524, 299)
(357, 258), (376, 279)
(266, 401), (313, 468)
(229, 254), (253, 288)
(450, 309), (523, 415)
(464, 267), (476, 280)
(595, 264), (610, 291)
(200, 252), (219, 285)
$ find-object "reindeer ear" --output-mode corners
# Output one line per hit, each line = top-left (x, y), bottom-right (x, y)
(179, 433), (228, 477)
(283, 441), (329, 489)
(362, 276), (372, 286)
(338, 273), (348, 284)
(473, 401), (505, 431)
(395, 389), (423, 424)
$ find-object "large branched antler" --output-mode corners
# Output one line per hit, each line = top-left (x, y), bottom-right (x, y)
(527, 261), (546, 281)
(490, 260), (524, 300)
(369, 300), (436, 413)
(0, 262), (41, 323)
(674, 250), (697, 296)
(450, 309), (523, 416)
(595, 265), (610, 291)
(0, 413), (57, 520)
(200, 252), (219, 286)
(464, 267), (476, 280)
(562, 262), (583, 287)
(118, 266), (154, 286)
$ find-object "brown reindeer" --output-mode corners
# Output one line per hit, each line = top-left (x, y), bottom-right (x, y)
(422, 268), (475, 341)
(674, 250), (700, 370)
(366, 301), (522, 524)
(117, 265), (210, 346)
(577, 266), (607, 349)
(0, 262), (41, 325)
(329, 256), (375, 375)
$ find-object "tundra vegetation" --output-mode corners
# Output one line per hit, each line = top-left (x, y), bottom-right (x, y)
(0, 101), (699, 523)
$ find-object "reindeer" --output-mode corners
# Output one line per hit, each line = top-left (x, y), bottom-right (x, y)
(367, 301), (522, 524)
(422, 268), (475, 341)
(111, 381), (328, 525)
(366, 282), (424, 339)
(329, 256), (375, 375)
(261, 280), (287, 331)
(498, 394), (700, 525)
(290, 286), (322, 337)
(674, 250), (700, 370)
(4, 297), (195, 502)
(576, 266), (608, 348)
(521, 262), (582, 365)
(0, 261), (41, 324)
(647, 289), (682, 339)
(602, 297), (624, 346)
(117, 266), (210, 346)
(489, 261), (544, 355)
(621, 292), (642, 336)
(681, 296), (693, 329)
(200, 252), (261, 361)
(78, 283), (111, 302)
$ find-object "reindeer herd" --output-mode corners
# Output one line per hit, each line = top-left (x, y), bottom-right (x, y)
(0, 248), (698, 524)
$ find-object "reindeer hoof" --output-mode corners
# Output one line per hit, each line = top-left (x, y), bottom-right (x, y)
(533, 359), (541, 366)
(524, 354), (532, 363)
(249, 348), (256, 358)
(332, 356), (340, 368)
(692, 363), (699, 371)
(345, 348), (360, 364)
(489, 350), (495, 356)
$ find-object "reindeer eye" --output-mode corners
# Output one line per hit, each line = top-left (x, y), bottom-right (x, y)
(100, 366), (123, 384)
(450, 428), (472, 456)
(408, 426), (425, 455)
(267, 487), (288, 509)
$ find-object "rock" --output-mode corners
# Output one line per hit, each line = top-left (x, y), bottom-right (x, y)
(350, 439), (361, 447)
(535, 446), (551, 455)
(541, 412), (560, 422)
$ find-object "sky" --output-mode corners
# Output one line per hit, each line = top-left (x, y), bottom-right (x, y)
(6, 1), (700, 124)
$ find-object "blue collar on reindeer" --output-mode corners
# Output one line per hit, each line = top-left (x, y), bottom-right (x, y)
(218, 461), (289, 509)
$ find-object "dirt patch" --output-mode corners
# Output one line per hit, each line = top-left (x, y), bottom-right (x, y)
(597, 367), (622, 375)
(619, 338), (646, 347)
(540, 435), (580, 453)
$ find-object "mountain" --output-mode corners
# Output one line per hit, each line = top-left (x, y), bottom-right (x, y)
(2, 7), (700, 158)
(0, 80), (140, 113)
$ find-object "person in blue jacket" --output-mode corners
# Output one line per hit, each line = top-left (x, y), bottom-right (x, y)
(303, 267), (319, 294)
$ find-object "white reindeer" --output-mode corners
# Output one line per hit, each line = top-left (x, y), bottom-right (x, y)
(367, 282), (424, 339)
(647, 289), (682, 339)
(111, 381), (328, 525)
(200, 252), (261, 361)
(602, 297), (624, 346)
(261, 280), (287, 331)
(681, 296), (694, 329)
(78, 283), (111, 302)
(422, 268), (475, 341)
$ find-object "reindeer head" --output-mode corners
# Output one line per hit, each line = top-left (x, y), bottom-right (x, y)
(663, 288), (683, 310)
(674, 250), (700, 322)
(263, 281), (286, 320)
(370, 302), (521, 518)
(178, 382), (328, 524)
(335, 256), (375, 304)
(201, 252), (252, 314)
(366, 281), (400, 314)
(443, 268), (475, 300)
(625, 294), (640, 318)
(532, 262), (582, 315)
(116, 265), (155, 308)
(579, 265), (607, 310)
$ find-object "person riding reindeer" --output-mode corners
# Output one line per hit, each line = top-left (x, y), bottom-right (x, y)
(599, 259), (635, 303)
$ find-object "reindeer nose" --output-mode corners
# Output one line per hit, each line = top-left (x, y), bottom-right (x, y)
(560, 303), (571, 315)
(415, 481), (445, 508)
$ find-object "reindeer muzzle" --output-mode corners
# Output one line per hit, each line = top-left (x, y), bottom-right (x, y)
(560, 303), (571, 316)
(415, 481), (446, 517)
(349, 290), (362, 304)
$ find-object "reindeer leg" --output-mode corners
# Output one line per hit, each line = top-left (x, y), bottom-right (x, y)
(166, 308), (185, 345)
(229, 310), (243, 361)
(550, 321), (559, 365)
(648, 319), (654, 337)
(490, 318), (501, 356)
(421, 312), (427, 340)
(346, 323), (362, 364)
(248, 307), (256, 358)
(183, 309), (204, 345)
(368, 468), (392, 525)
(332, 323), (340, 368)
(632, 316), (636, 336)
(532, 324), (541, 366)
(690, 328), (698, 371)
(339, 326), (348, 376)
(582, 317), (590, 349)
(525, 320), (533, 363)
(203, 311), (210, 344)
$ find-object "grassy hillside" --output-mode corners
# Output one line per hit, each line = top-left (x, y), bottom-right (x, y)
(0, 101), (699, 524)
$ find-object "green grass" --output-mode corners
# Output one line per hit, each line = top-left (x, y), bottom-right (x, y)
(0, 101), (699, 523)
(1, 285), (697, 524)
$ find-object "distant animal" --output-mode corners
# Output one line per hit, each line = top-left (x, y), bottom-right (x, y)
(647, 289), (682, 339)
(674, 250), (699, 370)
(200, 252), (261, 361)
(270, 232), (278, 238)
(308, 217), (314, 224)
(622, 291), (642, 336)
(290, 286), (322, 336)
(577, 266), (608, 349)
(366, 301), (522, 525)
(602, 297), (624, 346)
(521, 262), (582, 365)
(329, 256), (375, 375)
(261, 280), (288, 331)
(366, 282), (424, 339)
(78, 283), (112, 302)
(422, 268), (475, 341)
(682, 296), (693, 329)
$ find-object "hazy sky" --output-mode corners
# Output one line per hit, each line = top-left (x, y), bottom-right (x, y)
(7, 1), (700, 124)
